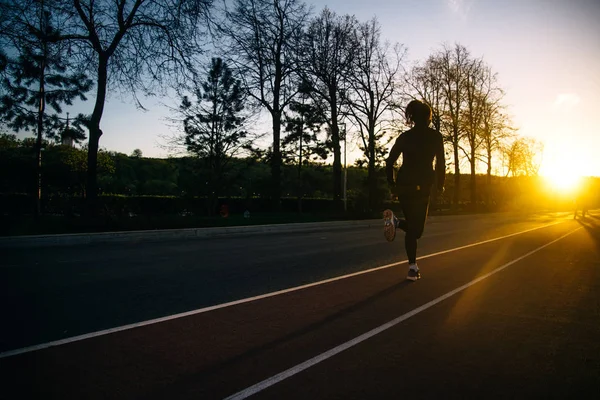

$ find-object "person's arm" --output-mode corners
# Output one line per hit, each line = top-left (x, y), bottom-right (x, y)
(385, 136), (403, 186)
(434, 132), (446, 192)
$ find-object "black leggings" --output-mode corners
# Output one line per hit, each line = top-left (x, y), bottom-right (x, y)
(397, 194), (430, 264)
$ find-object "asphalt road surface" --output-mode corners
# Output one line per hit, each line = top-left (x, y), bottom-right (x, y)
(1, 211), (599, 399)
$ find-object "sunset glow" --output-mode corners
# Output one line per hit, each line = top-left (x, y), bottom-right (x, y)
(543, 172), (582, 194)
(541, 154), (585, 194)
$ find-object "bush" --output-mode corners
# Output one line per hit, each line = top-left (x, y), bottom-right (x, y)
(0, 193), (357, 217)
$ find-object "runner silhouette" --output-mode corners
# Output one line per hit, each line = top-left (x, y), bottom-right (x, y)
(383, 100), (446, 281)
(574, 178), (590, 220)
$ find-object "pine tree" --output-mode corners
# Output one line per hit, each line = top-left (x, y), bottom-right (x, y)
(0, 0), (92, 216)
(282, 83), (328, 211)
(178, 57), (249, 214)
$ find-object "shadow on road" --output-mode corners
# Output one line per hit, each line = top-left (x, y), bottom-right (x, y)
(576, 215), (600, 251)
(151, 280), (413, 397)
(236, 280), (410, 362)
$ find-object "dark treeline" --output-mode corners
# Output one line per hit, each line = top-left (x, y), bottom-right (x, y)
(0, 134), (367, 215)
(2, 135), (598, 221)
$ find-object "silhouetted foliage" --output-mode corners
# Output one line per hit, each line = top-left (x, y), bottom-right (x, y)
(405, 43), (519, 209)
(412, 44), (472, 207)
(345, 18), (406, 210)
(504, 137), (543, 177)
(299, 8), (359, 209)
(282, 90), (328, 165)
(173, 57), (250, 213)
(5, 0), (213, 212)
(219, 0), (309, 208)
(0, 0), (93, 215)
(130, 149), (143, 158)
(459, 58), (496, 209)
(281, 83), (328, 210)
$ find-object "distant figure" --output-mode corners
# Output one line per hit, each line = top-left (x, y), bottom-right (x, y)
(383, 100), (446, 281)
(573, 181), (590, 220)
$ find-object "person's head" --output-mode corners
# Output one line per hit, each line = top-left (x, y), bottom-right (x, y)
(405, 100), (432, 127)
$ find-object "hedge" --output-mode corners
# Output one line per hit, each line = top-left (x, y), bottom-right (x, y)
(0, 193), (359, 217)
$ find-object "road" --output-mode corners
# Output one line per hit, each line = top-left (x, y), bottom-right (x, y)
(0, 211), (599, 399)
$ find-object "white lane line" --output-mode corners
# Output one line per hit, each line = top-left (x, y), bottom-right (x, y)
(0, 220), (566, 359)
(224, 227), (582, 400)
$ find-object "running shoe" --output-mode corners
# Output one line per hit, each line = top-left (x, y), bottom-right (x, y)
(383, 209), (396, 242)
(407, 265), (421, 281)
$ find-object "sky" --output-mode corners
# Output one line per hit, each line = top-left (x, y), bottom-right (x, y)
(34, 0), (600, 178)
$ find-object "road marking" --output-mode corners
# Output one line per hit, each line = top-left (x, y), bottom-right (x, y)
(224, 227), (582, 400)
(0, 220), (566, 359)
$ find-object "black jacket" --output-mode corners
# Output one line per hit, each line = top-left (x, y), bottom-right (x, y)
(385, 126), (445, 192)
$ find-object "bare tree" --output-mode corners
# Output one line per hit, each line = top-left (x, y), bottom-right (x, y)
(408, 45), (516, 208)
(299, 8), (357, 210)
(344, 17), (405, 210)
(23, 0), (213, 213)
(219, 0), (309, 209)
(405, 57), (445, 133)
(480, 96), (515, 204)
(433, 44), (471, 207)
(504, 137), (543, 177)
(460, 58), (495, 208)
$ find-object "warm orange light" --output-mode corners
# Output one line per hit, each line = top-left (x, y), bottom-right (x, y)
(543, 172), (582, 194)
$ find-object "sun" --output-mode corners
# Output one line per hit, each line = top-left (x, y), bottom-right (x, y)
(542, 161), (583, 194)
(544, 173), (582, 193)
(540, 148), (587, 194)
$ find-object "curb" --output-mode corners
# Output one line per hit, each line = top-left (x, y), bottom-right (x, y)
(0, 219), (382, 248)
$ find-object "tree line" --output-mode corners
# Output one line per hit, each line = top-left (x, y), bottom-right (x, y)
(3, 133), (583, 219)
(0, 0), (545, 217)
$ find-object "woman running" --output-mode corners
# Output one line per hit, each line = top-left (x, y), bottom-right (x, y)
(383, 100), (446, 281)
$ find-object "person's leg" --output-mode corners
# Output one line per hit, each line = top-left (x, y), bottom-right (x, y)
(396, 217), (408, 232)
(411, 194), (430, 240)
(392, 203), (408, 232)
(383, 189), (409, 242)
(401, 193), (430, 280)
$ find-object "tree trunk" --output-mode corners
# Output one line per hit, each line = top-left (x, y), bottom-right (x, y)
(271, 110), (282, 211)
(297, 121), (303, 213)
(332, 122), (342, 211)
(35, 4), (47, 220)
(452, 139), (461, 208)
(470, 149), (477, 211)
(86, 56), (108, 216)
(330, 94), (342, 212)
(486, 149), (492, 207)
(368, 125), (376, 210)
(433, 113), (441, 132)
(207, 157), (217, 216)
(35, 50), (46, 220)
(367, 91), (377, 211)
(35, 133), (43, 219)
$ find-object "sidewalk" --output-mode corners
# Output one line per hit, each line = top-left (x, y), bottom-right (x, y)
(0, 219), (382, 248)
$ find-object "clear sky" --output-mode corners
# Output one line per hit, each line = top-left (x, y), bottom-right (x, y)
(56, 0), (600, 178)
